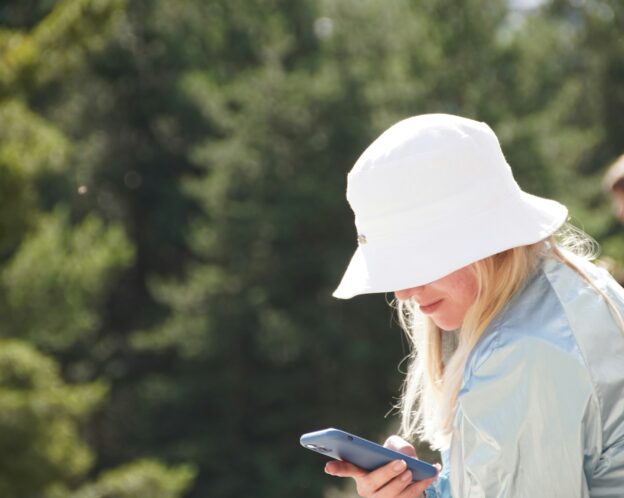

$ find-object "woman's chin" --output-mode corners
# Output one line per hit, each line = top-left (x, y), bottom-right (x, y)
(431, 316), (461, 331)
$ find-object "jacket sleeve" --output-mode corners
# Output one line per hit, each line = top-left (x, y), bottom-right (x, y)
(425, 449), (452, 498)
(448, 336), (600, 498)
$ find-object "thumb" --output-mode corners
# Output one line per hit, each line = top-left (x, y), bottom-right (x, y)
(383, 435), (417, 458)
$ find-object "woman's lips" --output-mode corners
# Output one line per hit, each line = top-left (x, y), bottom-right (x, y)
(419, 299), (443, 314)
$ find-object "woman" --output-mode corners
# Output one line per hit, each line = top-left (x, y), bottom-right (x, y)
(324, 114), (624, 497)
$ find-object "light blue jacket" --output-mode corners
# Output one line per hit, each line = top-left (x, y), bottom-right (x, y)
(427, 256), (624, 497)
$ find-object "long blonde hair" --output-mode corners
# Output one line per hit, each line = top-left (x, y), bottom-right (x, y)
(395, 226), (623, 450)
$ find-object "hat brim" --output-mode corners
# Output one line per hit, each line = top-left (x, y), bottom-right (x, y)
(332, 192), (568, 299)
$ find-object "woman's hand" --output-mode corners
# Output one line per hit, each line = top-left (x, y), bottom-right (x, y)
(324, 435), (440, 498)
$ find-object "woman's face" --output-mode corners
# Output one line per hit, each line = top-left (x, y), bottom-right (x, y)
(394, 265), (478, 331)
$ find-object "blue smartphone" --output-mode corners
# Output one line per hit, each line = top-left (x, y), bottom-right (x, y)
(300, 427), (437, 481)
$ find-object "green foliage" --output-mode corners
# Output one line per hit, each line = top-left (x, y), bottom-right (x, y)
(0, 339), (107, 498)
(0, 99), (71, 257)
(0, 340), (193, 498)
(0, 99), (69, 176)
(0, 1), (197, 497)
(69, 459), (196, 498)
(0, 0), (126, 95)
(0, 210), (133, 350)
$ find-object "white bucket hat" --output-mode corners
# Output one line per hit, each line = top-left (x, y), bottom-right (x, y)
(333, 114), (568, 299)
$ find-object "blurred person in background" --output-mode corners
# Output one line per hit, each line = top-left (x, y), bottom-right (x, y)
(598, 154), (624, 285)
(603, 154), (624, 222)
(323, 114), (624, 497)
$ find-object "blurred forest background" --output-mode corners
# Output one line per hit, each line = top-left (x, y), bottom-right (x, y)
(0, 0), (623, 496)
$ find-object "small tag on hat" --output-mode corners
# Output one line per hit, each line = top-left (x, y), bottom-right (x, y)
(357, 234), (367, 245)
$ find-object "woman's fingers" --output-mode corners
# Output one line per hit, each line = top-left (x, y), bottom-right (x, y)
(324, 435), (442, 498)
(325, 458), (411, 497)
(324, 460), (367, 478)
(352, 459), (409, 497)
(367, 468), (414, 497)
(372, 462), (440, 498)
(394, 474), (438, 498)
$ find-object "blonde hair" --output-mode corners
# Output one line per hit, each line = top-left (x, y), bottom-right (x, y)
(395, 225), (624, 449)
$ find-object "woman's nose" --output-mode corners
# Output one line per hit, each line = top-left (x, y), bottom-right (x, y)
(394, 286), (424, 301)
